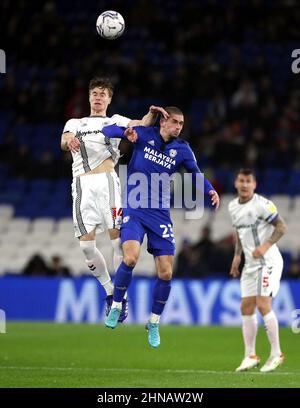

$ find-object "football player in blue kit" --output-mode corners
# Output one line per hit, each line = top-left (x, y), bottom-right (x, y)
(101, 106), (220, 347)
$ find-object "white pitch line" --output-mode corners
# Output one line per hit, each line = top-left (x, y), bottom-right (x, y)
(0, 366), (299, 376)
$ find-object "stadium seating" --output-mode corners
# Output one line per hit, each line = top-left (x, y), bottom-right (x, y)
(0, 192), (298, 277)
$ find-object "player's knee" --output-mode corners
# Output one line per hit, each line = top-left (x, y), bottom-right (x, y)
(123, 254), (138, 268)
(257, 305), (270, 316)
(158, 268), (173, 281)
(240, 302), (255, 315)
(163, 271), (172, 280)
(256, 301), (271, 316)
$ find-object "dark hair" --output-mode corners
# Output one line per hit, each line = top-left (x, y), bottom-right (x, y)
(89, 77), (114, 97)
(235, 168), (256, 179)
(164, 106), (184, 116)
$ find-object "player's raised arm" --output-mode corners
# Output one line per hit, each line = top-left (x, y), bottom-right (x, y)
(101, 124), (127, 139)
(102, 125), (138, 143)
(128, 105), (169, 126)
(182, 149), (220, 210)
(124, 127), (138, 142)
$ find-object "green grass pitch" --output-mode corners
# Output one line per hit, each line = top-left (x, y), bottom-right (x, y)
(0, 323), (299, 388)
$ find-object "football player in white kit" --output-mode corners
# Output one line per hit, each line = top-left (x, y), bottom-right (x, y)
(228, 169), (287, 373)
(61, 77), (168, 322)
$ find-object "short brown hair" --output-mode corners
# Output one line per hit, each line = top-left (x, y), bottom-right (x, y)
(236, 168), (256, 179)
(164, 106), (184, 116)
(89, 77), (114, 97)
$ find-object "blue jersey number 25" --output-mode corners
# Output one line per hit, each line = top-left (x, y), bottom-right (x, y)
(160, 224), (174, 238)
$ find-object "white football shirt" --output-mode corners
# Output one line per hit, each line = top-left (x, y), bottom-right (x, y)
(228, 193), (282, 269)
(62, 114), (131, 177)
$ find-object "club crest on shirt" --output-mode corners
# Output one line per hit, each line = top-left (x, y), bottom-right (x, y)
(169, 149), (177, 158)
(122, 216), (130, 223)
(267, 203), (277, 214)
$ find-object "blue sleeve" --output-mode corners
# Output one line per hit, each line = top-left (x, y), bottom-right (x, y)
(131, 126), (150, 142)
(182, 147), (214, 195)
(101, 125), (127, 139)
(102, 125), (149, 144)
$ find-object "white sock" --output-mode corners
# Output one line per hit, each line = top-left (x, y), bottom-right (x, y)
(242, 314), (257, 357)
(111, 237), (123, 271)
(86, 250), (114, 295)
(149, 313), (160, 324)
(112, 301), (122, 310)
(263, 310), (282, 357)
(80, 240), (114, 295)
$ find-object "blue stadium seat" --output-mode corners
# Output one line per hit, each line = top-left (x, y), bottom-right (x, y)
(214, 168), (235, 192)
(259, 169), (287, 195)
(4, 178), (28, 194)
(262, 168), (286, 184)
(0, 118), (10, 141)
(0, 192), (23, 205)
(29, 179), (53, 193)
(281, 251), (292, 275)
(282, 171), (300, 196)
(14, 203), (41, 218)
(36, 205), (71, 218)
(189, 99), (209, 132)
(12, 124), (34, 145)
(54, 179), (70, 191)
(22, 191), (50, 208)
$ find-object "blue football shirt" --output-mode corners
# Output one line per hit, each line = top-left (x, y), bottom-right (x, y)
(102, 125), (214, 211)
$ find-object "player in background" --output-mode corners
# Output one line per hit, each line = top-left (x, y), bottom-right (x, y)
(61, 77), (168, 322)
(101, 106), (220, 347)
(228, 169), (287, 372)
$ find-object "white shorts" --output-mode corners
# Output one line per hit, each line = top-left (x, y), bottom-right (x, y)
(71, 172), (122, 238)
(241, 258), (283, 298)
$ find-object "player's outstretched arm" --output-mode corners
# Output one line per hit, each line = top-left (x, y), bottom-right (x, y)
(252, 215), (287, 258)
(182, 144), (220, 210)
(229, 232), (242, 278)
(102, 125), (138, 143)
(208, 190), (220, 210)
(101, 124), (127, 139)
(61, 132), (80, 153)
(183, 159), (220, 210)
(191, 170), (220, 210)
(128, 106), (169, 126)
(124, 127), (138, 142)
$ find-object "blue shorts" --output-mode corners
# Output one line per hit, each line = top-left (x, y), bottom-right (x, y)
(121, 209), (175, 257)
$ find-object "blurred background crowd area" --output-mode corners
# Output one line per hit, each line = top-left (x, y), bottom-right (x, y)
(0, 0), (300, 278)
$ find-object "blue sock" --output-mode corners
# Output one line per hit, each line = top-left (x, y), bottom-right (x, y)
(152, 278), (171, 315)
(113, 261), (134, 302)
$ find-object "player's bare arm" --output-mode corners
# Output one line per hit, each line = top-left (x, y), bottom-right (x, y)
(61, 132), (80, 153)
(252, 215), (287, 259)
(124, 127), (138, 142)
(230, 232), (242, 278)
(128, 106), (169, 126)
(209, 190), (220, 210)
